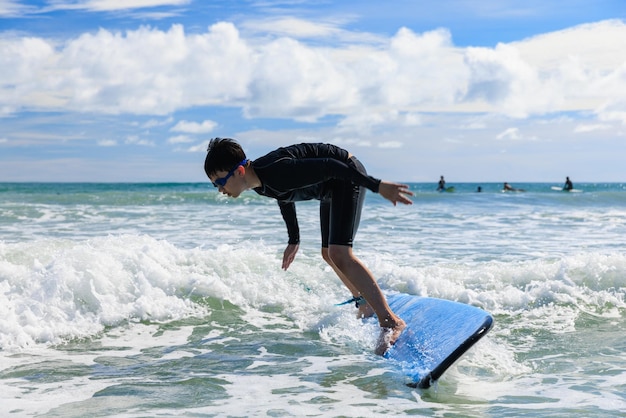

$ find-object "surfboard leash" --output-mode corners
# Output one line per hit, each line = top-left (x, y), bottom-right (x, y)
(336, 296), (366, 308)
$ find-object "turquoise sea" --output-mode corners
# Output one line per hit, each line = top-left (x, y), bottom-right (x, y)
(1, 182), (626, 417)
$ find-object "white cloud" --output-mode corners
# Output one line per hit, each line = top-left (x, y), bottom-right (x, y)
(461, 19), (626, 118)
(0, 0), (34, 16)
(125, 135), (154, 146)
(167, 134), (193, 144)
(241, 17), (343, 39)
(599, 110), (626, 125)
(595, 98), (626, 125)
(496, 127), (522, 140)
(0, 18), (625, 130)
(574, 124), (611, 133)
(0, 22), (253, 114)
(378, 141), (403, 149)
(140, 116), (174, 128)
(97, 139), (117, 146)
(185, 142), (208, 153)
(170, 119), (217, 133)
(47, 0), (190, 12)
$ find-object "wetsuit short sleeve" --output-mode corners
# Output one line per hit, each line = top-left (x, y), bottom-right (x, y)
(278, 201), (300, 244)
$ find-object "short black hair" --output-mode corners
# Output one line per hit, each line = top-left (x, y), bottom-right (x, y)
(204, 137), (246, 178)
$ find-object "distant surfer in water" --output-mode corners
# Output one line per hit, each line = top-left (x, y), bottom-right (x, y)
(503, 182), (525, 192)
(437, 175), (446, 192)
(204, 138), (412, 355)
(563, 177), (573, 191)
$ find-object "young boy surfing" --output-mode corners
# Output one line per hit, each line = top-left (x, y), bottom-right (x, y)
(204, 138), (413, 355)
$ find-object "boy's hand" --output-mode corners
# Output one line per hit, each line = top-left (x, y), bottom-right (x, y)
(282, 243), (299, 270)
(379, 181), (414, 206)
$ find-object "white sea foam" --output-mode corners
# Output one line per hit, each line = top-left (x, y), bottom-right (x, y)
(2, 183), (626, 416)
(1, 233), (625, 352)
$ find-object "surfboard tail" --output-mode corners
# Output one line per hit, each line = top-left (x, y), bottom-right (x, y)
(412, 315), (493, 388)
(385, 294), (494, 389)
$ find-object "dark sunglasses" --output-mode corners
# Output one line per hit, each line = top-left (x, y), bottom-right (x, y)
(212, 159), (248, 188)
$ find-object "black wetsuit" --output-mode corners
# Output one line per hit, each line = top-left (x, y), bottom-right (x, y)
(252, 143), (381, 247)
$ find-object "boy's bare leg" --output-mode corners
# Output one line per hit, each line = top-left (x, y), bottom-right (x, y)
(322, 247), (375, 318)
(326, 245), (406, 355)
(357, 300), (376, 319)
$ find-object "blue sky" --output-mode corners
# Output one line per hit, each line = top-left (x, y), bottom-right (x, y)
(1, 0), (625, 182)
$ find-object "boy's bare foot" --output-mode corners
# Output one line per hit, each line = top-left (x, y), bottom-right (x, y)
(374, 319), (406, 356)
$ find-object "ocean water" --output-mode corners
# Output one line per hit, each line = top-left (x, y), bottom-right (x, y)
(1, 182), (626, 417)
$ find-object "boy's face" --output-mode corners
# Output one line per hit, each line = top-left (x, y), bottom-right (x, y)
(211, 165), (245, 198)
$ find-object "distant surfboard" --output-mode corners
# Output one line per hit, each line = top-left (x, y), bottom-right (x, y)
(438, 186), (455, 193)
(551, 186), (582, 193)
(384, 293), (493, 388)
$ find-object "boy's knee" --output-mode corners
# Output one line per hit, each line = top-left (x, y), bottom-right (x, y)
(326, 246), (351, 268)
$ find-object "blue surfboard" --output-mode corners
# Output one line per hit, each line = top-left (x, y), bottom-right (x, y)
(384, 293), (493, 388)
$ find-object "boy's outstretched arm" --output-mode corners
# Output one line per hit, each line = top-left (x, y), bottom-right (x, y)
(378, 181), (414, 206)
